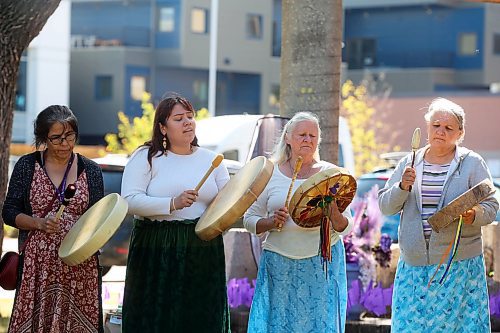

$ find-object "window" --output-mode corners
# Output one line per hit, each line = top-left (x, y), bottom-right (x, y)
(247, 14), (263, 39)
(193, 80), (208, 104)
(95, 76), (112, 100)
(494, 34), (500, 55)
(130, 76), (146, 101)
(15, 58), (27, 111)
(191, 8), (208, 34)
(459, 33), (477, 56)
(346, 38), (376, 69)
(269, 84), (280, 109)
(222, 149), (238, 161)
(158, 7), (175, 32)
(271, 0), (281, 57)
(272, 21), (281, 57)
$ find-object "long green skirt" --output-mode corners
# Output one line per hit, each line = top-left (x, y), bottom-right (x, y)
(122, 218), (231, 333)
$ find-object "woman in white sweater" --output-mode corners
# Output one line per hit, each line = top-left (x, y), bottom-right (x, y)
(244, 112), (354, 333)
(120, 93), (230, 333)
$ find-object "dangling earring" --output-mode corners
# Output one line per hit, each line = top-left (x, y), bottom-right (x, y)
(162, 135), (167, 153)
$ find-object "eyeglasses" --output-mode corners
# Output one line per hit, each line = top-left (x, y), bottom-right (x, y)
(47, 132), (77, 145)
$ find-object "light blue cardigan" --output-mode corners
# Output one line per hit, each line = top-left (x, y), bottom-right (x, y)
(378, 146), (498, 266)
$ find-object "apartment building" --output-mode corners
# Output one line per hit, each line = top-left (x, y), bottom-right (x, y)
(343, 0), (500, 95)
(70, 0), (282, 144)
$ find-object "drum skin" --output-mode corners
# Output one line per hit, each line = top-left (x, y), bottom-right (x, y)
(288, 167), (356, 228)
(427, 178), (495, 232)
(59, 193), (128, 266)
(195, 156), (274, 241)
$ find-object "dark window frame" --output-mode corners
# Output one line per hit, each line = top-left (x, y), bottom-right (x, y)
(95, 75), (113, 100)
(493, 33), (500, 55)
(246, 13), (263, 40)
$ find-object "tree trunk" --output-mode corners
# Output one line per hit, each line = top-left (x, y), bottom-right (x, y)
(280, 0), (343, 164)
(0, 0), (62, 250)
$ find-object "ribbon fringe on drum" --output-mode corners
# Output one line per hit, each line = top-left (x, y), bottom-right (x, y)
(318, 197), (335, 274)
(427, 215), (464, 287)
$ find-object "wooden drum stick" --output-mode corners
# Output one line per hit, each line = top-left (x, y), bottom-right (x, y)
(408, 128), (421, 192)
(195, 154), (224, 191)
(55, 184), (77, 220)
(278, 156), (303, 231)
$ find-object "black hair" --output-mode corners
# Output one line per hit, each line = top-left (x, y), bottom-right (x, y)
(33, 105), (79, 149)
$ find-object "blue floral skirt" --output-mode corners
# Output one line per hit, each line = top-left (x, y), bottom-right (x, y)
(248, 241), (347, 333)
(392, 255), (490, 333)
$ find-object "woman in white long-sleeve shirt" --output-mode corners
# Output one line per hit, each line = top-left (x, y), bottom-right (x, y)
(244, 112), (354, 333)
(120, 93), (231, 333)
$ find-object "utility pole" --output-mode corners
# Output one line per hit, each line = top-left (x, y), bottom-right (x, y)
(208, 0), (219, 117)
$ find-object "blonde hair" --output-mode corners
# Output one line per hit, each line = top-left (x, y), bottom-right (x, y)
(424, 97), (466, 144)
(271, 111), (321, 164)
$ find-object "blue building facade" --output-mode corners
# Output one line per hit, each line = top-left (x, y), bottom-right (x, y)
(70, 0), (276, 144)
(343, 2), (500, 94)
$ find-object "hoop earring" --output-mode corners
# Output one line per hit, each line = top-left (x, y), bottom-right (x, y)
(162, 135), (167, 153)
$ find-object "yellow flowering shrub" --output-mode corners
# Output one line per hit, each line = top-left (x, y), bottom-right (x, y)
(341, 81), (395, 176)
(105, 93), (209, 155)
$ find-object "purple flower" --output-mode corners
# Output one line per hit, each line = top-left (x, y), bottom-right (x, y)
(227, 278), (255, 309)
(379, 234), (392, 253)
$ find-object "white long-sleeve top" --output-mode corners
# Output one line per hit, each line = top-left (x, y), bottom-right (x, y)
(243, 161), (354, 259)
(121, 147), (230, 221)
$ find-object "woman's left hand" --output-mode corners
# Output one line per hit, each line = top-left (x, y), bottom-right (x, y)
(328, 200), (348, 232)
(462, 209), (476, 225)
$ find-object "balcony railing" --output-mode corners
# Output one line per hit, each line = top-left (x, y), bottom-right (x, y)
(71, 26), (151, 48)
(346, 50), (456, 69)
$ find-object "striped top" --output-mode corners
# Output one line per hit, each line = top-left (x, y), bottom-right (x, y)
(421, 161), (450, 239)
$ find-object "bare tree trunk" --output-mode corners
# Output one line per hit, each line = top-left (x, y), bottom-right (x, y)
(280, 0), (343, 164)
(0, 0), (62, 250)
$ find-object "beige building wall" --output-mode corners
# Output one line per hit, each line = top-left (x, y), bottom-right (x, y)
(372, 95), (500, 176)
(484, 4), (500, 87)
(180, 0), (280, 115)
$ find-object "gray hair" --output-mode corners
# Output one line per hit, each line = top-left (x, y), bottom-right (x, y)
(34, 105), (79, 149)
(424, 97), (465, 144)
(271, 111), (321, 164)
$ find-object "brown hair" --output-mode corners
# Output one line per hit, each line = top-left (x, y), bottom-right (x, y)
(142, 93), (199, 166)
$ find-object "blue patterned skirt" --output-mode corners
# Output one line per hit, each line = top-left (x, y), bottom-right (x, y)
(392, 255), (490, 333)
(248, 241), (347, 333)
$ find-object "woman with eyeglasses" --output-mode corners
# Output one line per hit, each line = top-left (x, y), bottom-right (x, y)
(2, 105), (104, 332)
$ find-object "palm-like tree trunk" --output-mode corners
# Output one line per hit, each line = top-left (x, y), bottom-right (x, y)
(0, 0), (62, 249)
(280, 0), (343, 164)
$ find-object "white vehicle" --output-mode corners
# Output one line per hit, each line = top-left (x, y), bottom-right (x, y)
(196, 114), (355, 173)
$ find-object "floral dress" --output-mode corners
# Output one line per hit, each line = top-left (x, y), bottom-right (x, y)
(8, 163), (101, 333)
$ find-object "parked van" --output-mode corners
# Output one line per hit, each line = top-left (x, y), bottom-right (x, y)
(196, 114), (355, 173)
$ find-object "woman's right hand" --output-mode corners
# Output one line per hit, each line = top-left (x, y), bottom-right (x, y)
(173, 190), (199, 210)
(273, 207), (289, 231)
(34, 216), (60, 233)
(400, 167), (416, 191)
(256, 207), (289, 233)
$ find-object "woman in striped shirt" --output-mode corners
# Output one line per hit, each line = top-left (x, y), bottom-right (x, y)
(379, 97), (498, 333)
